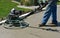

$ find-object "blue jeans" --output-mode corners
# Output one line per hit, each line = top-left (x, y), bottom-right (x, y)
(41, 0), (57, 25)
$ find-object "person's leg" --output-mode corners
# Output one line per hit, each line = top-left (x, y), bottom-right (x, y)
(41, 6), (51, 25)
(39, 0), (53, 26)
(51, 2), (57, 24)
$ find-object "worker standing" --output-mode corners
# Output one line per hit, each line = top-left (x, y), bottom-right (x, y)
(39, 0), (58, 27)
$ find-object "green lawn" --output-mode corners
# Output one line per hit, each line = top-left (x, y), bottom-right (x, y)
(0, 0), (31, 18)
(57, 1), (60, 5)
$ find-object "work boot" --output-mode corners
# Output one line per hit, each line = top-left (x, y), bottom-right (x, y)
(39, 24), (46, 27)
(49, 22), (58, 26)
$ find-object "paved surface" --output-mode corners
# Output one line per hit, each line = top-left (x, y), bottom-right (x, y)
(17, 5), (39, 9)
(17, 5), (60, 9)
(0, 5), (60, 38)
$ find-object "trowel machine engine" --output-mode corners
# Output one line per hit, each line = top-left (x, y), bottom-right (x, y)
(5, 9), (29, 27)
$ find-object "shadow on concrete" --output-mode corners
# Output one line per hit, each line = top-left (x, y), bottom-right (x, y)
(29, 26), (60, 33)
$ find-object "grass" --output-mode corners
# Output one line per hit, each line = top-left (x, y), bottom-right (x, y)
(57, 1), (60, 5)
(0, 0), (31, 18)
